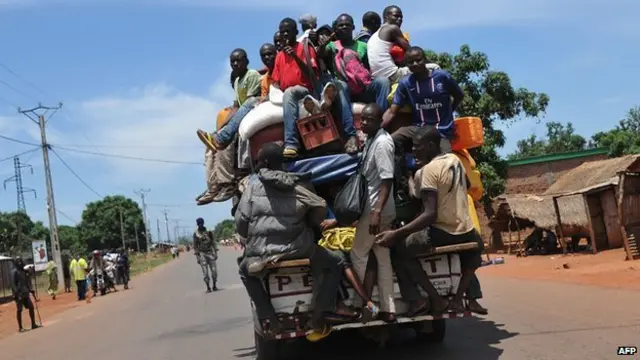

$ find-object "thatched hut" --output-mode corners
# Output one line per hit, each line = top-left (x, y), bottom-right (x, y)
(490, 194), (589, 235)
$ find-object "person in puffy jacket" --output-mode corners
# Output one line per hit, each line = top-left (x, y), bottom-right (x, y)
(235, 142), (347, 337)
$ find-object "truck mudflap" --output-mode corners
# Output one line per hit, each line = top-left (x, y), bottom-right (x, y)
(267, 311), (473, 340)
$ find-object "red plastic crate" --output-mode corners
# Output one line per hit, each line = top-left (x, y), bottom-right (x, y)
(297, 112), (340, 151)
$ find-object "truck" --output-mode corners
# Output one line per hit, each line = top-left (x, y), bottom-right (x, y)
(244, 151), (485, 360)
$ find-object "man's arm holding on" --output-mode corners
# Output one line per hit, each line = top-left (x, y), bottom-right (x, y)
(389, 25), (410, 50)
(382, 80), (409, 128)
(443, 71), (464, 112)
(377, 165), (439, 246)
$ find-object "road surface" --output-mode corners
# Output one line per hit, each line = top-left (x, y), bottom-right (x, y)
(1, 248), (639, 360)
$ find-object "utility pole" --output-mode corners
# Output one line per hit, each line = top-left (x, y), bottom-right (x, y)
(119, 207), (126, 250)
(18, 102), (64, 285)
(3, 157), (36, 212)
(134, 189), (151, 252)
(156, 218), (162, 243)
(163, 209), (171, 243)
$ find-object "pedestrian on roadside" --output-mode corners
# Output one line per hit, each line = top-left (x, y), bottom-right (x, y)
(193, 218), (219, 292)
(69, 254), (88, 301)
(11, 257), (40, 333)
(62, 254), (72, 293)
(46, 260), (59, 300)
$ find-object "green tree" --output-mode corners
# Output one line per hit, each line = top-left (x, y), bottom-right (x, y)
(424, 45), (550, 203)
(0, 211), (34, 254)
(212, 219), (235, 242)
(592, 106), (640, 157)
(79, 195), (148, 251)
(58, 225), (84, 254)
(176, 236), (192, 246)
(508, 122), (587, 160)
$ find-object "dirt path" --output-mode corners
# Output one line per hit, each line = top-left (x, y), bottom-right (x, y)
(0, 254), (175, 340)
(480, 248), (640, 291)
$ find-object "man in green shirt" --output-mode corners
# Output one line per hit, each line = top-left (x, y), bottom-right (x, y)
(318, 13), (391, 113)
(197, 48), (262, 153)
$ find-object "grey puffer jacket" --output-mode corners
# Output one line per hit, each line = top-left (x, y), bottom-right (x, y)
(235, 168), (326, 267)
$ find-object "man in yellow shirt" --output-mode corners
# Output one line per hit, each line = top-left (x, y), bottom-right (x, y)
(69, 254), (88, 301)
(376, 127), (485, 316)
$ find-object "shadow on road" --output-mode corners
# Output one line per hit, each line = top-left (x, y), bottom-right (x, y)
(233, 317), (518, 360)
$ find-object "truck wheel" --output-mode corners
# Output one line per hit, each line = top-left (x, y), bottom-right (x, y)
(415, 319), (446, 343)
(254, 331), (281, 360)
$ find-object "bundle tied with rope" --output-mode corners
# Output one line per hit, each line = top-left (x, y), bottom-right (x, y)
(318, 227), (356, 252)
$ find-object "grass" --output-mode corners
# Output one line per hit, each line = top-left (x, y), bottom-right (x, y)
(129, 252), (174, 277)
(1, 252), (174, 298)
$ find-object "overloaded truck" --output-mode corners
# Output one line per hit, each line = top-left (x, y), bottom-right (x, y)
(237, 99), (485, 359)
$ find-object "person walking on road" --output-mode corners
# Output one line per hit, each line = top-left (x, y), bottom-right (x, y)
(45, 260), (59, 300)
(69, 254), (88, 300)
(11, 257), (40, 333)
(62, 254), (72, 293)
(193, 217), (219, 292)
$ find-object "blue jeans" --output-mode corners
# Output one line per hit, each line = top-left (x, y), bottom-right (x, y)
(339, 76), (391, 113)
(215, 96), (259, 146)
(283, 86), (310, 150)
(324, 78), (357, 139)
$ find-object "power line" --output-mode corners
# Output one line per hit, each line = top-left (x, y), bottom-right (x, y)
(0, 96), (19, 108)
(56, 209), (78, 224)
(54, 142), (202, 149)
(0, 61), (50, 97)
(50, 148), (103, 198)
(0, 134), (41, 147)
(0, 79), (39, 102)
(53, 145), (202, 165)
(0, 148), (40, 164)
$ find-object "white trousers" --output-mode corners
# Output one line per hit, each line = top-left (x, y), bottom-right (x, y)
(350, 211), (395, 313)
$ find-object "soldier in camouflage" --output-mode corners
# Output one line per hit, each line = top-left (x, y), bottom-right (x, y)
(193, 217), (219, 292)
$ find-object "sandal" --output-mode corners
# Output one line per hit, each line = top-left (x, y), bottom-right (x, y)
(359, 303), (379, 323)
(283, 147), (299, 159)
(306, 324), (332, 342)
(196, 129), (221, 153)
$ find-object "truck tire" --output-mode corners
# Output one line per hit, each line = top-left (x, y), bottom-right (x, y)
(254, 331), (281, 360)
(415, 319), (446, 343)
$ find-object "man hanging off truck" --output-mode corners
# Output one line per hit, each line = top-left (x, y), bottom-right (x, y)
(376, 127), (487, 315)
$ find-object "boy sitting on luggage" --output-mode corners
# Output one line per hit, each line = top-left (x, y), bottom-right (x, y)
(197, 48), (262, 153)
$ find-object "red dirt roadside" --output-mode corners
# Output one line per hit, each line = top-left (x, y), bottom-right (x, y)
(0, 291), (82, 340)
(479, 248), (640, 291)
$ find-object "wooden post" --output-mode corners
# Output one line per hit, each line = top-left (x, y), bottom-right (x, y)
(552, 196), (567, 254)
(617, 172), (632, 261)
(507, 218), (513, 254)
(581, 194), (598, 254)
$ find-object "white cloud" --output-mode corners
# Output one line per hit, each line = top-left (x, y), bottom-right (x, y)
(33, 63), (232, 182)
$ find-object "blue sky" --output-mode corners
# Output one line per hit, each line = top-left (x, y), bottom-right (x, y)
(1, 0), (639, 241)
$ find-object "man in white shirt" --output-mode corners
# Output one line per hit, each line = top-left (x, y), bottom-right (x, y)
(297, 13), (317, 42)
(350, 103), (397, 322)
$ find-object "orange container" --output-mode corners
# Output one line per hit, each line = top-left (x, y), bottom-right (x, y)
(216, 107), (236, 131)
(297, 112), (340, 150)
(451, 117), (483, 151)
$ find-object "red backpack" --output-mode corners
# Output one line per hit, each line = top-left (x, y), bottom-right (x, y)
(333, 40), (372, 95)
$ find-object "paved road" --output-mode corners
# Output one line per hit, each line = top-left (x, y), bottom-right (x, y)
(1, 248), (639, 360)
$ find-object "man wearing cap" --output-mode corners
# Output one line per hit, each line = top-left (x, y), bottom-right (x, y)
(193, 217), (219, 292)
(297, 13), (317, 42)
